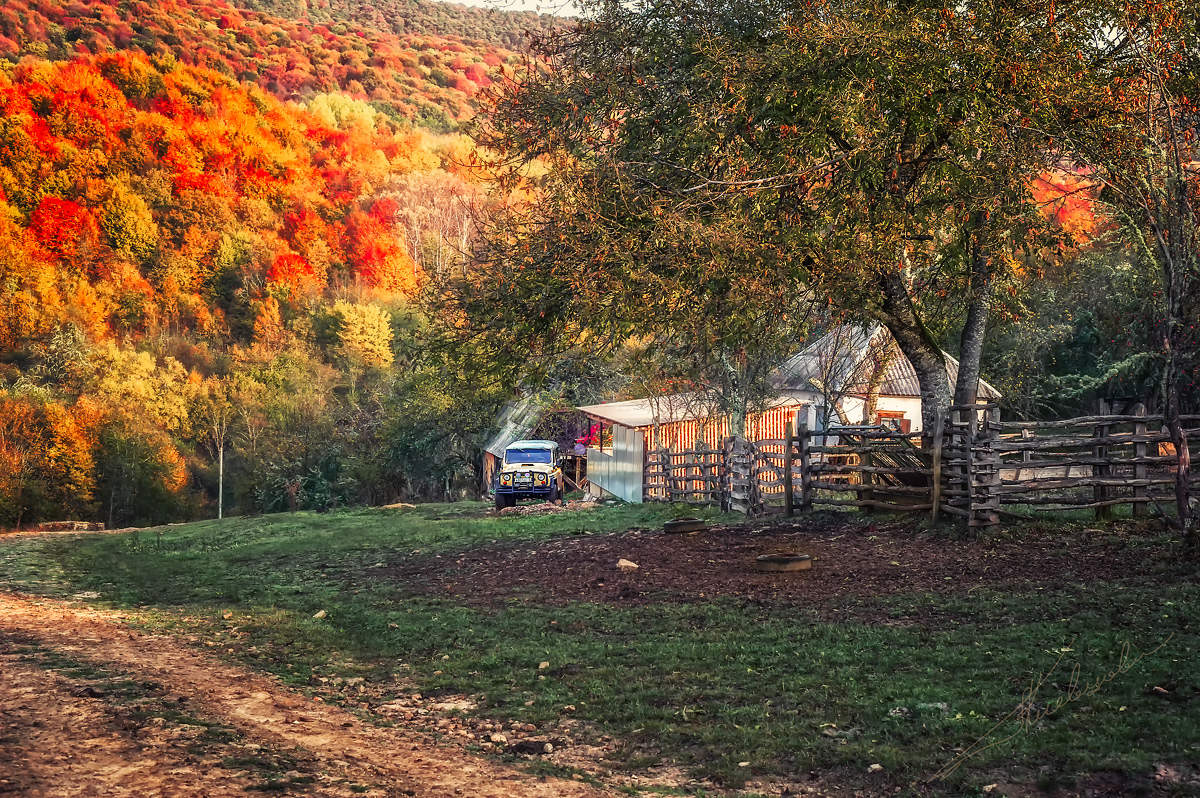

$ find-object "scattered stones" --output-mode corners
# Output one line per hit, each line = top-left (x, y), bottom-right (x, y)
(538, 661), (550, 670)
(312, 610), (327, 619)
(867, 763), (884, 773)
(616, 559), (639, 572)
(489, 732), (508, 745)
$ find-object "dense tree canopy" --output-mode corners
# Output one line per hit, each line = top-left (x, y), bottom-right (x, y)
(460, 0), (1118, 433)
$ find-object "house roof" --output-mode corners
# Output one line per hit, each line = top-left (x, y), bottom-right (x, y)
(774, 324), (1002, 400)
(578, 325), (1001, 429)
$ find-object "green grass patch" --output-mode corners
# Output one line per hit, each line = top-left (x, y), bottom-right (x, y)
(1, 502), (1197, 796)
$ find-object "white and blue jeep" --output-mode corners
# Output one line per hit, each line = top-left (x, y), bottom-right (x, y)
(493, 439), (565, 509)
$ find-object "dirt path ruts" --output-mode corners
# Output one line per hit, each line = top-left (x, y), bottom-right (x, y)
(0, 592), (612, 798)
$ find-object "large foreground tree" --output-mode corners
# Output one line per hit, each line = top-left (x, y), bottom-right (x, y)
(456, 0), (1118, 434)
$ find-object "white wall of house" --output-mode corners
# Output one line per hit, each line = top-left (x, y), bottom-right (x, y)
(587, 423), (645, 503)
(875, 396), (924, 431)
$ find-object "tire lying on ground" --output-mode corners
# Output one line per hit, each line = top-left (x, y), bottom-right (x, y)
(663, 517), (707, 534)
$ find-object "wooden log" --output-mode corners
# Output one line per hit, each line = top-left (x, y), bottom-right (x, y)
(937, 502), (970, 518)
(995, 455), (1176, 469)
(991, 432), (1175, 452)
(993, 492), (1180, 504)
(808, 463), (933, 476)
(993, 476), (1191, 494)
(811, 498), (934, 511)
(993, 414), (1166, 430)
(807, 444), (919, 455)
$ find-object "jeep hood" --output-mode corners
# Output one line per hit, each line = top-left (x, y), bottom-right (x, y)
(499, 462), (555, 474)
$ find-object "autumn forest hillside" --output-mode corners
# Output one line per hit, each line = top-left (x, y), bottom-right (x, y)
(0, 0), (540, 529)
(0, 0), (555, 131)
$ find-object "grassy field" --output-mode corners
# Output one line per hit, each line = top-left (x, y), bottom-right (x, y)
(1, 502), (1197, 796)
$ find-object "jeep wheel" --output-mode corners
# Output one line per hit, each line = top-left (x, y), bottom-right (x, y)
(495, 493), (512, 511)
(548, 481), (560, 504)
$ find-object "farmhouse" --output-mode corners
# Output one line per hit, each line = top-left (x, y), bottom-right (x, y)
(577, 325), (1001, 503)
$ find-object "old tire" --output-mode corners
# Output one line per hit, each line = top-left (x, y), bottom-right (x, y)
(664, 517), (707, 534)
(755, 553), (812, 572)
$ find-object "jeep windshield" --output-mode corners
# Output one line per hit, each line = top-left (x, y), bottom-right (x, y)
(504, 448), (553, 464)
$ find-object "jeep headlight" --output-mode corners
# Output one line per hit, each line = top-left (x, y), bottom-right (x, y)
(535, 473), (547, 485)
(500, 473), (512, 486)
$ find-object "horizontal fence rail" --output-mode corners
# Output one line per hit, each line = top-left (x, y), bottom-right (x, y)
(640, 401), (1199, 527)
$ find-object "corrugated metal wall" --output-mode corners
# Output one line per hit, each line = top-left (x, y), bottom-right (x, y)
(586, 423), (646, 503)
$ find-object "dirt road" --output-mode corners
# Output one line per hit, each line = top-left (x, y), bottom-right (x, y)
(0, 592), (612, 797)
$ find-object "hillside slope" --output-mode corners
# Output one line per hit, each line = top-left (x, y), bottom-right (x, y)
(0, 0), (532, 129)
(244, 0), (565, 49)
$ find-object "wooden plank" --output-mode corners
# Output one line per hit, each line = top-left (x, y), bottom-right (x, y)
(1133, 403), (1148, 518)
(783, 421), (794, 517)
(1095, 400), (1112, 521)
(799, 421), (813, 512)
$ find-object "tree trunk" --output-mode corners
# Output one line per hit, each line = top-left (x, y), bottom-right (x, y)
(729, 395), (748, 438)
(1159, 218), (1196, 547)
(218, 440), (225, 520)
(954, 231), (995, 407)
(876, 271), (951, 441)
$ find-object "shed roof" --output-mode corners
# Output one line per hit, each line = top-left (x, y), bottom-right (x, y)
(484, 399), (546, 458)
(578, 394), (798, 429)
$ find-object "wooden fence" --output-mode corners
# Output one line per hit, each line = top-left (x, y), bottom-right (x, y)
(642, 402), (1200, 526)
(945, 401), (1200, 528)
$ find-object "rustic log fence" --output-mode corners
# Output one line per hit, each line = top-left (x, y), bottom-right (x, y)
(642, 401), (1200, 527)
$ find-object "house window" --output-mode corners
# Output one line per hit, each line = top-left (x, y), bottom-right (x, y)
(877, 410), (911, 433)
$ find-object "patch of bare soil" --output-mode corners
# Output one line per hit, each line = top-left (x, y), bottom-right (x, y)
(0, 642), (331, 796)
(497, 500), (601, 518)
(0, 593), (612, 798)
(376, 516), (1185, 615)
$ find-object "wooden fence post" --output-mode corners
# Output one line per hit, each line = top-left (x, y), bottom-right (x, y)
(960, 406), (976, 530)
(978, 404), (1000, 527)
(784, 420), (794, 517)
(720, 437), (731, 513)
(860, 443), (875, 513)
(1133, 403), (1147, 518)
(930, 408), (945, 523)
(798, 422), (812, 512)
(1095, 399), (1112, 521)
